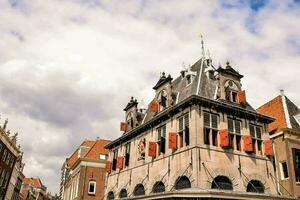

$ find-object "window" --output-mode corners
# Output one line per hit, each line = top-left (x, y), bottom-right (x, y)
(186, 75), (193, 85)
(203, 112), (218, 146)
(119, 189), (127, 198)
(175, 176), (191, 190)
(112, 150), (118, 171)
(158, 90), (168, 110)
(0, 169), (4, 186)
(157, 125), (166, 155)
(2, 149), (7, 162)
(124, 143), (130, 167)
(6, 153), (10, 165)
(133, 184), (145, 196)
(3, 171), (10, 187)
(107, 191), (114, 200)
(152, 181), (165, 193)
(228, 118), (242, 151)
(99, 154), (106, 160)
(246, 180), (264, 193)
(88, 181), (96, 195)
(178, 113), (190, 148)
(249, 124), (263, 155)
(211, 176), (233, 190)
(281, 162), (289, 179)
(293, 148), (300, 182)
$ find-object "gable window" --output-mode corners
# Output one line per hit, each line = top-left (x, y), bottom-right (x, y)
(228, 118), (242, 151)
(293, 149), (300, 182)
(186, 75), (193, 86)
(125, 143), (131, 167)
(249, 124), (263, 155)
(158, 90), (168, 110)
(178, 113), (190, 148)
(88, 181), (96, 195)
(126, 112), (134, 130)
(157, 125), (166, 155)
(224, 80), (239, 103)
(99, 154), (106, 160)
(203, 112), (218, 146)
(280, 162), (289, 179)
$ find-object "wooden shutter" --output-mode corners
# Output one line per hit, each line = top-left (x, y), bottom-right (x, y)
(219, 129), (229, 148)
(149, 101), (159, 113)
(243, 135), (253, 153)
(169, 132), (177, 149)
(238, 90), (246, 104)
(120, 122), (127, 131)
(117, 157), (124, 170)
(264, 140), (273, 156)
(148, 142), (157, 157)
(106, 161), (112, 174)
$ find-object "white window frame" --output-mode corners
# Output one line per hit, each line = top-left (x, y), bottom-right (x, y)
(99, 154), (106, 160)
(88, 181), (96, 195)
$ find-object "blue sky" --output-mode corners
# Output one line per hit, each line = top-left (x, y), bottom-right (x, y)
(0, 0), (300, 194)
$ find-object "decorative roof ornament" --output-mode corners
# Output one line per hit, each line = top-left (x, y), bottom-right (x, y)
(3, 119), (8, 131)
(199, 34), (206, 58)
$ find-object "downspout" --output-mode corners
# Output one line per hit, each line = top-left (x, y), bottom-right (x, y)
(272, 140), (282, 195)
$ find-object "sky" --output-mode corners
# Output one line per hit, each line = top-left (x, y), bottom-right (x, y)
(1, 0), (300, 194)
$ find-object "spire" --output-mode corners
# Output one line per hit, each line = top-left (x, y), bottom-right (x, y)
(199, 34), (205, 58)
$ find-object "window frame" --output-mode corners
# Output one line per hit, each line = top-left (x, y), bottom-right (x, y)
(227, 118), (242, 151)
(88, 180), (96, 195)
(203, 112), (219, 146)
(157, 125), (166, 155)
(124, 142), (131, 167)
(177, 113), (190, 148)
(249, 124), (263, 155)
(280, 161), (289, 180)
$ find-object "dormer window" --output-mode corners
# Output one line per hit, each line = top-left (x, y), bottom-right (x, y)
(224, 80), (239, 103)
(126, 112), (134, 129)
(158, 90), (168, 110)
(186, 75), (193, 85)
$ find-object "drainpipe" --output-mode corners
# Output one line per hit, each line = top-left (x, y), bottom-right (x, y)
(272, 141), (282, 195)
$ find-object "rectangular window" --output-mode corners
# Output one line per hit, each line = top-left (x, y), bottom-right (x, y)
(293, 148), (300, 182)
(88, 181), (96, 195)
(281, 162), (289, 179)
(203, 112), (218, 146)
(112, 150), (118, 171)
(178, 113), (190, 147)
(157, 125), (166, 155)
(125, 143), (130, 167)
(227, 118), (242, 150)
(99, 154), (106, 160)
(249, 124), (263, 155)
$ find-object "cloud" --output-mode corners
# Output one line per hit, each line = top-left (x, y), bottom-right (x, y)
(0, 0), (299, 194)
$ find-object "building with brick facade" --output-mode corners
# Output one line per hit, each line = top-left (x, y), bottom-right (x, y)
(60, 139), (110, 200)
(0, 119), (24, 200)
(257, 91), (300, 198)
(21, 177), (53, 200)
(104, 56), (295, 199)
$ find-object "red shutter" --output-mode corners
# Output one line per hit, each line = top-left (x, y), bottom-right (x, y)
(117, 157), (124, 170)
(120, 122), (127, 131)
(219, 129), (229, 148)
(149, 101), (159, 113)
(243, 135), (253, 153)
(169, 132), (177, 149)
(106, 161), (112, 174)
(264, 140), (273, 156)
(148, 142), (157, 157)
(238, 90), (246, 104)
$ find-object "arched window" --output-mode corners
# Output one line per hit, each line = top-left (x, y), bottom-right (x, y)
(158, 90), (168, 110)
(152, 181), (165, 193)
(246, 180), (264, 193)
(133, 184), (145, 196)
(211, 176), (233, 190)
(119, 188), (127, 198)
(175, 176), (191, 190)
(107, 191), (114, 200)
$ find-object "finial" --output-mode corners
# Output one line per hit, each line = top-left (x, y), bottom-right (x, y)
(199, 34), (206, 58)
(161, 72), (166, 77)
(280, 89), (285, 96)
(226, 61), (230, 66)
(3, 119), (8, 130)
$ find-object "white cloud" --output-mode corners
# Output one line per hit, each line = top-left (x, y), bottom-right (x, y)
(0, 0), (299, 193)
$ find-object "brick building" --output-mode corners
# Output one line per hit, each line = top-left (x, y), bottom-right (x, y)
(0, 119), (24, 200)
(21, 177), (53, 200)
(60, 139), (110, 200)
(257, 91), (300, 198)
(104, 56), (295, 199)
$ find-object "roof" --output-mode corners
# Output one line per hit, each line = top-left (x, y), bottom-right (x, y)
(153, 72), (173, 90)
(106, 58), (272, 149)
(23, 177), (43, 188)
(217, 62), (244, 79)
(257, 94), (300, 134)
(66, 139), (110, 169)
(123, 97), (138, 111)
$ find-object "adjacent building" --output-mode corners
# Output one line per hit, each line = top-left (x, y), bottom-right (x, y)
(60, 139), (110, 200)
(0, 119), (24, 200)
(21, 177), (53, 200)
(257, 91), (300, 198)
(104, 57), (295, 199)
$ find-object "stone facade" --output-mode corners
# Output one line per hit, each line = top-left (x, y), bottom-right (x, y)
(105, 57), (295, 199)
